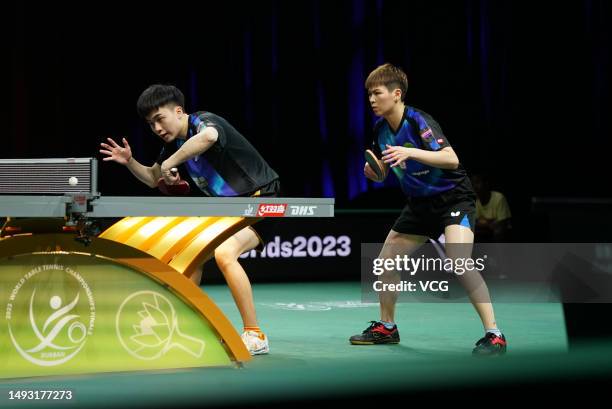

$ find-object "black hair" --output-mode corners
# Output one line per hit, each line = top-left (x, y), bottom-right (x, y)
(136, 84), (185, 118)
(365, 63), (409, 102)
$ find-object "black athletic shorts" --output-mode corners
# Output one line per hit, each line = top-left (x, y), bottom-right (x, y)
(247, 178), (281, 251)
(392, 176), (477, 238)
(250, 178), (281, 197)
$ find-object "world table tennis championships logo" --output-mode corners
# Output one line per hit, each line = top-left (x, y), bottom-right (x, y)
(243, 204), (256, 217)
(5, 264), (96, 367)
(116, 291), (205, 360)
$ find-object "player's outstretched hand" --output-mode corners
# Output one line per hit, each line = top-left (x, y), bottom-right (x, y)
(100, 137), (132, 166)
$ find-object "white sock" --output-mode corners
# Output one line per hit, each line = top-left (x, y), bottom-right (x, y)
(485, 328), (502, 337)
(379, 320), (396, 329)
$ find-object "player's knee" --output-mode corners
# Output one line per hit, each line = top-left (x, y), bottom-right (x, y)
(215, 246), (238, 268)
(380, 237), (407, 258)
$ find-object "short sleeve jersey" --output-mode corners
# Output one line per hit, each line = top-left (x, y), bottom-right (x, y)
(372, 106), (466, 197)
(157, 111), (279, 197)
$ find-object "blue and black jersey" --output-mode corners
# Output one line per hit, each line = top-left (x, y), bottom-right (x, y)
(372, 106), (466, 197)
(157, 112), (279, 197)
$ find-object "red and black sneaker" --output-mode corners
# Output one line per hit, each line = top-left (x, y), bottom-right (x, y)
(349, 321), (400, 345)
(472, 332), (507, 356)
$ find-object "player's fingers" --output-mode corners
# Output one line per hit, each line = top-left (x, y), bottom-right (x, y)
(165, 176), (178, 185)
(99, 149), (113, 156)
(102, 157), (114, 161)
(107, 137), (119, 147)
(122, 137), (130, 147)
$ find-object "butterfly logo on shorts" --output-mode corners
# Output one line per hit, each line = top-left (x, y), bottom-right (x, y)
(451, 211), (460, 217)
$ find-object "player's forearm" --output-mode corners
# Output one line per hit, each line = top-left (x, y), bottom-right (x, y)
(162, 132), (217, 171)
(409, 148), (459, 170)
(126, 157), (158, 188)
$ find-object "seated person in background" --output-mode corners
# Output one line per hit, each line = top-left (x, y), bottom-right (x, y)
(471, 173), (512, 242)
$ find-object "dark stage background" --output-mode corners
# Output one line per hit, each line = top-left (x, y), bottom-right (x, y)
(3, 1), (610, 216)
(2, 0), (612, 398)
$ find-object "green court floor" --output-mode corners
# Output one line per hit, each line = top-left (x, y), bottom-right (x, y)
(2, 282), (611, 408)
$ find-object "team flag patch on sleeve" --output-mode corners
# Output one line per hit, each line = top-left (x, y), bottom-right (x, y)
(420, 128), (434, 140)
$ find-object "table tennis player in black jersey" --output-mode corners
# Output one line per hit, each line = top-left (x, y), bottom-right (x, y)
(100, 84), (279, 355)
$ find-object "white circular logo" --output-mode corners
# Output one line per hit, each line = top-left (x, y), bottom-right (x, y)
(6, 264), (96, 367)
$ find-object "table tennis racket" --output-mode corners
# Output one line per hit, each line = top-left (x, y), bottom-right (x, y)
(158, 168), (190, 195)
(365, 149), (386, 182)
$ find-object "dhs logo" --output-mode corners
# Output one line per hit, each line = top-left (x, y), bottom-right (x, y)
(289, 206), (317, 216)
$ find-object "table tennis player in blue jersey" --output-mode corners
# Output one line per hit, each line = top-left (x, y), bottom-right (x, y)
(100, 84), (279, 355)
(350, 64), (507, 356)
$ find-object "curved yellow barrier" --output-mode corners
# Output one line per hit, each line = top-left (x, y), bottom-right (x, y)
(100, 216), (259, 278)
(0, 234), (251, 367)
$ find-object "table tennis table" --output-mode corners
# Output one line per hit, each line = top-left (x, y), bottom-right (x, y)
(0, 158), (334, 379)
